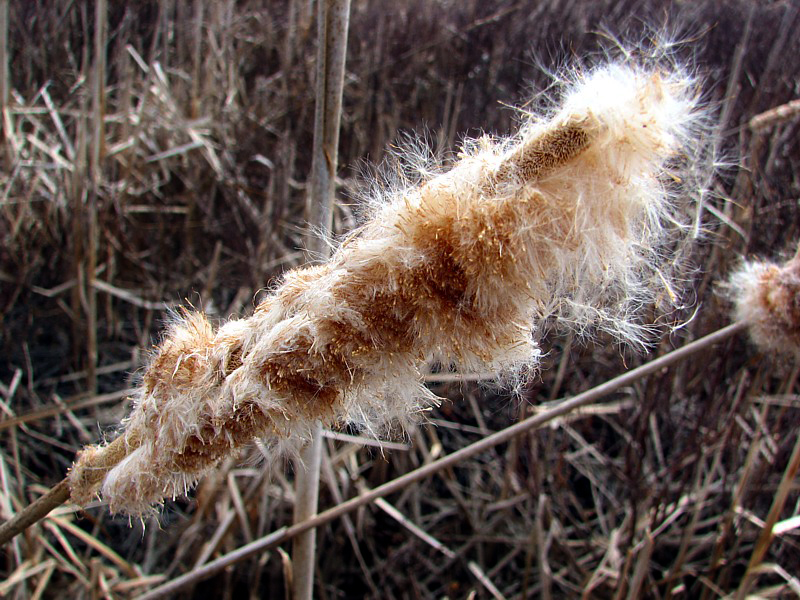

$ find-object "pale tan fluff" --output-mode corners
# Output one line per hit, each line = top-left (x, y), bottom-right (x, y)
(69, 54), (711, 515)
(726, 249), (800, 356)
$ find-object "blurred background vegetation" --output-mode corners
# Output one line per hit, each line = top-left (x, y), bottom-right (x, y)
(1, 0), (799, 597)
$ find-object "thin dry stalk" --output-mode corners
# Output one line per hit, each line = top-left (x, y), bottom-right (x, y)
(467, 560), (507, 600)
(305, 0), (350, 253)
(293, 2), (351, 598)
(69, 63), (89, 394)
(373, 496), (456, 560)
(0, 480), (70, 547)
(749, 98), (800, 132)
(86, 0), (106, 395)
(736, 429), (800, 599)
(0, 0), (7, 116)
(625, 530), (655, 600)
(189, 0), (204, 117)
(535, 494), (553, 600)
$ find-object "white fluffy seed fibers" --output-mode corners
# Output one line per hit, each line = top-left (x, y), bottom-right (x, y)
(69, 56), (710, 516)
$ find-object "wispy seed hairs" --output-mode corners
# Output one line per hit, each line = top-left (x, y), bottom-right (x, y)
(726, 246), (800, 357)
(69, 52), (711, 516)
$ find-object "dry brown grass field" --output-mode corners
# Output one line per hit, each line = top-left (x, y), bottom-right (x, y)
(1, 0), (800, 598)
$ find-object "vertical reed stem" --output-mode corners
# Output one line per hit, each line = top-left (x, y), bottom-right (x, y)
(293, 1), (350, 598)
(292, 425), (323, 598)
(86, 0), (107, 394)
(0, 0), (7, 113)
(189, 0), (204, 119)
(0, 0), (8, 169)
(305, 0), (350, 255)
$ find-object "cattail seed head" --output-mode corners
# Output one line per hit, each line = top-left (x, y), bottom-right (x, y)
(69, 49), (713, 516)
(726, 249), (800, 357)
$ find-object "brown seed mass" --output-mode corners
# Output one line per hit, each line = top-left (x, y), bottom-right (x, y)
(172, 401), (271, 472)
(495, 121), (592, 184)
(67, 63), (704, 515)
(755, 265), (800, 350)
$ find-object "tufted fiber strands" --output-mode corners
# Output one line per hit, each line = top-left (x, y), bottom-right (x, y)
(727, 247), (800, 357)
(69, 56), (709, 515)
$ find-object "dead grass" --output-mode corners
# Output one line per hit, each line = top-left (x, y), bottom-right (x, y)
(2, 0), (800, 598)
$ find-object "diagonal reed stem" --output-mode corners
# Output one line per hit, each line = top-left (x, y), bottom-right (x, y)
(735, 427), (800, 599)
(0, 433), (134, 547)
(137, 320), (748, 600)
(0, 480), (70, 547)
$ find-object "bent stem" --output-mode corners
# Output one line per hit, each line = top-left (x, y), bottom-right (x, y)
(0, 433), (135, 546)
(0, 435), (140, 546)
(0, 480), (70, 547)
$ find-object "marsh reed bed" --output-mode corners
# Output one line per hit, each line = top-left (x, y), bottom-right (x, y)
(2, 1), (800, 597)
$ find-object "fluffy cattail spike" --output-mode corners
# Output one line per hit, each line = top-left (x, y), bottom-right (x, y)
(69, 45), (712, 516)
(726, 245), (800, 357)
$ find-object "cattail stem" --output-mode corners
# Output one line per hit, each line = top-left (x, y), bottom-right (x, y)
(305, 0), (350, 256)
(0, 480), (70, 547)
(0, 433), (136, 547)
(292, 425), (323, 598)
(136, 321), (747, 599)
